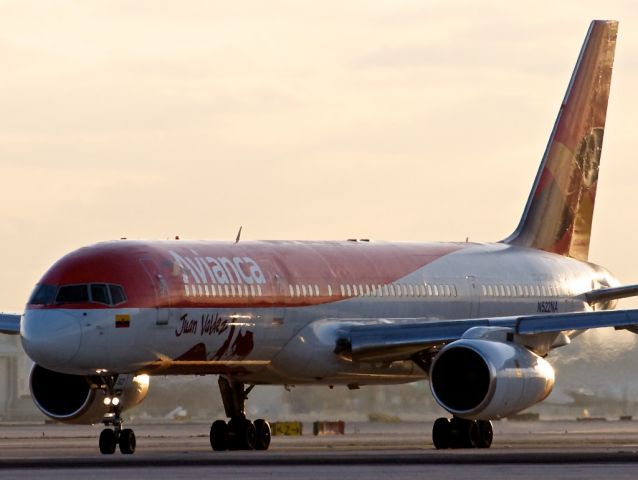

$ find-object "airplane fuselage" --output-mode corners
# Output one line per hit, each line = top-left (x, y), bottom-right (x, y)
(21, 239), (617, 384)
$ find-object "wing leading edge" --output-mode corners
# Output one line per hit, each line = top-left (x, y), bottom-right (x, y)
(337, 309), (638, 363)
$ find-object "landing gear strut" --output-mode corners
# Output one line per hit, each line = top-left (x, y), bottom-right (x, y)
(98, 375), (136, 455)
(432, 417), (493, 449)
(209, 377), (271, 451)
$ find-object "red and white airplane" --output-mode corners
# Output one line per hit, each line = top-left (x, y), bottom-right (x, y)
(1, 19), (635, 455)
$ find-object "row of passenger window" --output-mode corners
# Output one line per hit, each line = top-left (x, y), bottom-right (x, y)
(481, 284), (566, 298)
(184, 283), (263, 298)
(29, 283), (127, 306)
(338, 283), (457, 298)
(185, 282), (458, 299)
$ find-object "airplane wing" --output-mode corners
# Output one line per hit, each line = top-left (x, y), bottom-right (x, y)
(0, 313), (21, 335)
(336, 309), (638, 362)
(582, 284), (638, 304)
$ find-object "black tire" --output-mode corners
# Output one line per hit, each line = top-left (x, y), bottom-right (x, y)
(432, 417), (451, 449)
(449, 417), (473, 449)
(468, 420), (481, 448)
(254, 419), (271, 450)
(119, 428), (136, 454)
(210, 420), (229, 451)
(99, 428), (117, 455)
(237, 419), (257, 450)
(476, 420), (493, 448)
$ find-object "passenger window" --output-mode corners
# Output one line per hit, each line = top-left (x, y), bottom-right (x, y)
(432, 285), (438, 296)
(314, 285), (320, 296)
(301, 285), (307, 296)
(408, 285), (414, 296)
(365, 285), (371, 296)
(56, 285), (89, 304)
(443, 285), (451, 297)
(346, 285), (352, 296)
(289, 285), (295, 297)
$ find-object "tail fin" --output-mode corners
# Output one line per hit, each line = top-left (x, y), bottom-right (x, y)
(504, 20), (617, 261)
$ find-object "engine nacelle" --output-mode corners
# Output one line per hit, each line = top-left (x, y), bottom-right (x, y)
(30, 364), (150, 424)
(429, 339), (554, 419)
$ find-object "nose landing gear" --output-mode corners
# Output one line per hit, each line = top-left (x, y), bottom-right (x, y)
(209, 377), (272, 451)
(97, 375), (137, 455)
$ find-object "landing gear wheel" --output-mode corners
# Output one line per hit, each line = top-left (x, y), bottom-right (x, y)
(99, 428), (117, 455)
(119, 428), (136, 455)
(228, 418), (256, 450)
(210, 420), (229, 451)
(254, 419), (271, 450)
(449, 417), (474, 448)
(432, 418), (451, 449)
(475, 420), (493, 448)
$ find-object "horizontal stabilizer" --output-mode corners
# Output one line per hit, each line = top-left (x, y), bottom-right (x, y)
(0, 313), (21, 335)
(583, 284), (638, 305)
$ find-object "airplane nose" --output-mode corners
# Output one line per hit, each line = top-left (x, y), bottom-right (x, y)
(21, 310), (82, 368)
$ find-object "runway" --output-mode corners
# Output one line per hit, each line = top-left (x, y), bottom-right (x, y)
(1, 420), (638, 479)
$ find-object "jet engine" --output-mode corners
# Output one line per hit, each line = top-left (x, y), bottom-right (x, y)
(29, 364), (149, 424)
(429, 339), (554, 419)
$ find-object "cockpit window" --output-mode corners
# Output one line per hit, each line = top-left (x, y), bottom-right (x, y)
(56, 285), (89, 304)
(90, 284), (110, 305)
(29, 283), (127, 306)
(29, 284), (58, 305)
(109, 285), (127, 305)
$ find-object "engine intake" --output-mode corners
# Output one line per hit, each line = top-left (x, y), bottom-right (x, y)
(30, 364), (149, 424)
(430, 339), (554, 419)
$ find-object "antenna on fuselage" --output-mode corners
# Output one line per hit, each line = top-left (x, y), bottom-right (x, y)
(235, 226), (243, 244)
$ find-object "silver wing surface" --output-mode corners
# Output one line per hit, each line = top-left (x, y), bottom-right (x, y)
(337, 309), (638, 363)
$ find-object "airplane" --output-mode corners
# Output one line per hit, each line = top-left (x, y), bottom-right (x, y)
(1, 19), (636, 455)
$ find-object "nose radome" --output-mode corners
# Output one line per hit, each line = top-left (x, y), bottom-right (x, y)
(21, 310), (82, 369)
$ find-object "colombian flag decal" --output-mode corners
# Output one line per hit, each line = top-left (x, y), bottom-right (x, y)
(115, 314), (131, 328)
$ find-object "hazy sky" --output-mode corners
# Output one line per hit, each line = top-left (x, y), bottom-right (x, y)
(1, 1), (637, 312)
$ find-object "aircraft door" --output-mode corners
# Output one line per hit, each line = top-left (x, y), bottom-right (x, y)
(465, 275), (480, 318)
(140, 257), (172, 326)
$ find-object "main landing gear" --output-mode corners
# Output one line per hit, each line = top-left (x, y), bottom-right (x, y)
(98, 376), (136, 455)
(209, 377), (271, 451)
(432, 416), (493, 449)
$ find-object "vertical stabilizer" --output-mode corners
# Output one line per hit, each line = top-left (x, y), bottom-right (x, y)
(504, 20), (617, 260)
